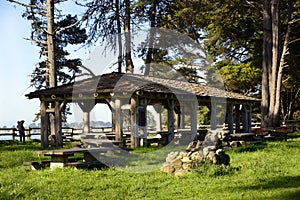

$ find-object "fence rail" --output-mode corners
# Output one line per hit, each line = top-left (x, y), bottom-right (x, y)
(0, 127), (113, 141)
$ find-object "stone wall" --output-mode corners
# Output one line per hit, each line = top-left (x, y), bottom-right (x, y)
(161, 129), (230, 176)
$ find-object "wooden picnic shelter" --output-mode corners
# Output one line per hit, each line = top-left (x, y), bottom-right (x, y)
(26, 72), (259, 148)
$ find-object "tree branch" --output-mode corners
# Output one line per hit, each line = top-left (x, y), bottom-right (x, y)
(23, 37), (47, 45)
(7, 0), (46, 11)
(78, 64), (96, 77)
(289, 38), (300, 45)
(55, 18), (83, 34)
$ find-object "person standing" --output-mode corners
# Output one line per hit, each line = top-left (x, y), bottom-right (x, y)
(17, 120), (25, 142)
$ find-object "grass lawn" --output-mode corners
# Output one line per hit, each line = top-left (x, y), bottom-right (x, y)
(0, 133), (300, 200)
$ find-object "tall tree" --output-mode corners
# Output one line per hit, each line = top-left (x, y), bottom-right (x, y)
(80, 0), (135, 73)
(9, 0), (87, 89)
(9, 0), (87, 148)
(261, 0), (300, 127)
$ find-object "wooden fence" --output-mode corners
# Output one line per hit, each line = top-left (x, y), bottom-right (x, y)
(0, 127), (113, 141)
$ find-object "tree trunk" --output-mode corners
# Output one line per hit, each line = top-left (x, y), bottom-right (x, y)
(144, 0), (157, 76)
(261, 0), (272, 128)
(261, 0), (292, 128)
(268, 0), (280, 127)
(46, 0), (56, 88)
(116, 0), (122, 73)
(124, 0), (134, 73)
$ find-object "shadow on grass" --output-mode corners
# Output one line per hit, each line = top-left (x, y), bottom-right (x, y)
(0, 141), (41, 151)
(287, 131), (300, 139)
(239, 175), (300, 200)
(232, 143), (268, 153)
(279, 190), (300, 200)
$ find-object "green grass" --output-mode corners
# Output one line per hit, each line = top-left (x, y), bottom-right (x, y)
(0, 133), (300, 200)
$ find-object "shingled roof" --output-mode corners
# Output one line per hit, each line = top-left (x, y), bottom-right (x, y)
(26, 72), (259, 103)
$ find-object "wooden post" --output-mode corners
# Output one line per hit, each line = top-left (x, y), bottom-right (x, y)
(83, 112), (90, 134)
(130, 97), (137, 148)
(153, 104), (163, 131)
(115, 98), (122, 142)
(40, 101), (48, 149)
(78, 101), (95, 135)
(235, 105), (241, 133)
(248, 105), (252, 131)
(138, 98), (148, 147)
(106, 99), (115, 132)
(12, 129), (16, 141)
(55, 101), (63, 147)
(167, 100), (175, 141)
(26, 128), (31, 141)
(191, 102), (197, 136)
(179, 106), (186, 129)
(242, 105), (252, 133)
(228, 104), (234, 134)
(210, 100), (217, 130)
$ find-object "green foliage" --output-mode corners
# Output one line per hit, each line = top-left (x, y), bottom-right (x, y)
(218, 61), (261, 95)
(29, 14), (87, 89)
(198, 106), (210, 125)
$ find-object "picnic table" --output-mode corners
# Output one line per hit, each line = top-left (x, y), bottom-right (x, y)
(230, 133), (256, 142)
(26, 148), (110, 169)
(268, 127), (293, 141)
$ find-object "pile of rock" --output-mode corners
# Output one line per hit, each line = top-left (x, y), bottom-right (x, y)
(161, 129), (230, 176)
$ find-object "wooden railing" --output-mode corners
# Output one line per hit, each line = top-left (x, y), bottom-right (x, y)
(0, 127), (113, 141)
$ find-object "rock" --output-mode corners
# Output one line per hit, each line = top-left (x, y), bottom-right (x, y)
(182, 163), (191, 170)
(190, 152), (202, 162)
(181, 156), (192, 163)
(161, 164), (175, 174)
(195, 140), (202, 150)
(161, 129), (231, 175)
(207, 151), (217, 164)
(174, 169), (188, 176)
(202, 146), (215, 156)
(172, 157), (183, 169)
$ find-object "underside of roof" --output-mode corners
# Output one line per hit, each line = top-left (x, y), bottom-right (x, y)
(26, 72), (260, 104)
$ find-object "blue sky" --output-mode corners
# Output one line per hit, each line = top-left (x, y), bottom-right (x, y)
(0, 2), (40, 127)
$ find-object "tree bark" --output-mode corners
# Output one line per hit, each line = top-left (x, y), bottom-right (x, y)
(116, 0), (122, 73)
(269, 0), (280, 127)
(144, 0), (157, 76)
(124, 0), (134, 73)
(46, 0), (56, 88)
(261, 0), (293, 128)
(261, 0), (272, 128)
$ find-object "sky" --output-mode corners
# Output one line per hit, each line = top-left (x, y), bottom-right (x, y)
(0, 1), (113, 127)
(0, 2), (41, 127)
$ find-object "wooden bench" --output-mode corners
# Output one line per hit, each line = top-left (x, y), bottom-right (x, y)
(66, 160), (105, 169)
(230, 133), (256, 142)
(23, 160), (51, 170)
